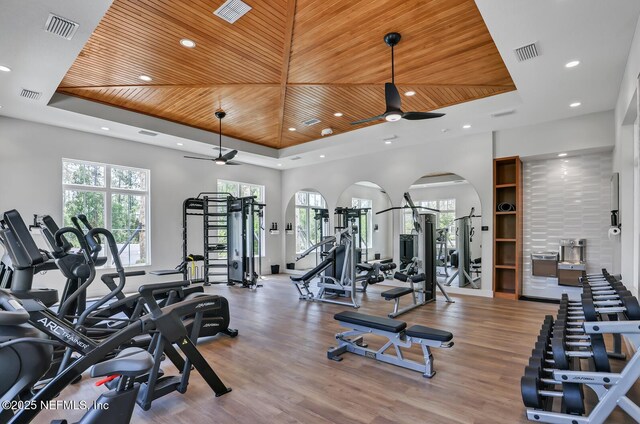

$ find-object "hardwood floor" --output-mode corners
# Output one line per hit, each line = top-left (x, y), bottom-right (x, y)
(36, 276), (636, 423)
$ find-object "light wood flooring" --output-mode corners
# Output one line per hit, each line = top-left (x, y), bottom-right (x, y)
(36, 275), (637, 423)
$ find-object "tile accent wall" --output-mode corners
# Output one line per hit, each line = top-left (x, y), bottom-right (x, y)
(523, 152), (614, 299)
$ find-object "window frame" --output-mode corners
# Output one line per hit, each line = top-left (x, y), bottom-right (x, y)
(351, 197), (373, 249)
(294, 191), (326, 254)
(62, 158), (151, 269)
(217, 179), (266, 255)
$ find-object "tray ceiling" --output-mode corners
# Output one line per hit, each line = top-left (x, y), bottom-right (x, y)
(58, 0), (516, 149)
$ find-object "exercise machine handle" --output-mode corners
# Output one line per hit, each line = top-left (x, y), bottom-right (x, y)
(138, 281), (189, 318)
(0, 291), (30, 325)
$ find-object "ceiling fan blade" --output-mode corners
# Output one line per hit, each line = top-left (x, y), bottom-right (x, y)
(385, 82), (402, 111)
(221, 149), (238, 161)
(402, 111), (446, 120)
(350, 115), (384, 125)
(184, 155), (215, 161)
(225, 161), (242, 166)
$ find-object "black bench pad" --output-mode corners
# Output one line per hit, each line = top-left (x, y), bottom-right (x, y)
(290, 256), (333, 282)
(406, 325), (453, 342)
(381, 287), (414, 300)
(335, 311), (406, 333)
(150, 269), (183, 276)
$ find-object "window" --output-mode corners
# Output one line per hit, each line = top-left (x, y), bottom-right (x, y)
(351, 198), (373, 248)
(403, 198), (456, 247)
(62, 159), (150, 267)
(295, 191), (326, 253)
(217, 179), (266, 254)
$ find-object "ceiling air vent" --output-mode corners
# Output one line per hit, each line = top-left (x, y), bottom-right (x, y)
(138, 130), (158, 137)
(19, 89), (42, 101)
(44, 13), (79, 40)
(290, 156), (302, 161)
(303, 118), (321, 127)
(213, 0), (252, 24)
(491, 109), (516, 118)
(514, 42), (539, 62)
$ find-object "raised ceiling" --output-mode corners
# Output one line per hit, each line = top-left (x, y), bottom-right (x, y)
(57, 0), (516, 149)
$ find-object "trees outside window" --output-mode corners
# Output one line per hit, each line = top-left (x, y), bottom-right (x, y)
(62, 159), (150, 267)
(295, 191), (326, 253)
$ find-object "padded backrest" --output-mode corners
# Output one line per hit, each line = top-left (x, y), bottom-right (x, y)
(1, 210), (45, 268)
(333, 245), (346, 279)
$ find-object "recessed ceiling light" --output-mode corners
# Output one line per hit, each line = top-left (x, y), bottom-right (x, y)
(565, 60), (580, 68)
(180, 38), (196, 48)
(288, 127), (296, 131)
(334, 112), (343, 117)
(319, 154), (325, 158)
(139, 75), (152, 82)
(462, 124), (471, 129)
(404, 91), (416, 96)
(177, 142), (184, 146)
(570, 102), (581, 108)
(277, 163), (282, 167)
(558, 153), (567, 157)
(0, 65), (11, 72)
(100, 126), (110, 131)
(385, 141), (392, 145)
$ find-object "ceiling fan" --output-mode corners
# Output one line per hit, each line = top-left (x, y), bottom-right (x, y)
(351, 32), (445, 125)
(184, 111), (240, 165)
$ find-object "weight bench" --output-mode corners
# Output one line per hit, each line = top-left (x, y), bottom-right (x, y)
(290, 256), (334, 300)
(327, 311), (453, 378)
(381, 272), (425, 318)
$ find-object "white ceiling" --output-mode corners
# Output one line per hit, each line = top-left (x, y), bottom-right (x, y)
(0, 0), (639, 170)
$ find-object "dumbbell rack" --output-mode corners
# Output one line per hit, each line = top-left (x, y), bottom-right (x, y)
(521, 269), (640, 423)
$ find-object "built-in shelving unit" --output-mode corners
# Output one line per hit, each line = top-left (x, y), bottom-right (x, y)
(493, 156), (523, 300)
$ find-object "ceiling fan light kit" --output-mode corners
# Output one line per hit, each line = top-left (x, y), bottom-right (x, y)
(184, 110), (240, 165)
(350, 32), (445, 126)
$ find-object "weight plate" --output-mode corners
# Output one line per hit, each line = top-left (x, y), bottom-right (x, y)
(521, 376), (543, 409)
(551, 337), (570, 370)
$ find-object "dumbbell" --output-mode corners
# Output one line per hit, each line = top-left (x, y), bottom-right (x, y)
(564, 293), (640, 321)
(521, 368), (585, 415)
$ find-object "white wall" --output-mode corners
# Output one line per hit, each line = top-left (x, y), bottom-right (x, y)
(495, 111), (614, 159)
(0, 117), (283, 296)
(523, 152), (614, 300)
(281, 132), (495, 297)
(407, 182), (483, 260)
(613, 14), (640, 295)
(336, 183), (393, 260)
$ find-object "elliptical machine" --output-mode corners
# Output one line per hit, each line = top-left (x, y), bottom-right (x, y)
(0, 209), (234, 423)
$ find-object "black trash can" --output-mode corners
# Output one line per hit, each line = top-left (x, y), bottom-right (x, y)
(271, 264), (280, 274)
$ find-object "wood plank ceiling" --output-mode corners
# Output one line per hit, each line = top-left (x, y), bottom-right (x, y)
(58, 0), (516, 149)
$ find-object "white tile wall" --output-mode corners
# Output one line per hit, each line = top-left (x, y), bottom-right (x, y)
(523, 152), (614, 299)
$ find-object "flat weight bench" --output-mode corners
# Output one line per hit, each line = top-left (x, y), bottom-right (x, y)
(381, 272), (424, 318)
(327, 311), (453, 378)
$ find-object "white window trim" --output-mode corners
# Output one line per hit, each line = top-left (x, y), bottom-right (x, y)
(62, 158), (151, 269)
(295, 191), (326, 254)
(351, 198), (373, 249)
(217, 179), (266, 256)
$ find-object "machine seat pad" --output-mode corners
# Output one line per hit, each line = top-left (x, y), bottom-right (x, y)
(90, 348), (154, 378)
(149, 269), (183, 276)
(335, 311), (406, 333)
(290, 256), (333, 282)
(406, 325), (453, 342)
(381, 287), (414, 300)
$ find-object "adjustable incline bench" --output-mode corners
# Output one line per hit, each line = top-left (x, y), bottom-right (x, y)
(290, 255), (335, 300)
(328, 311), (453, 377)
